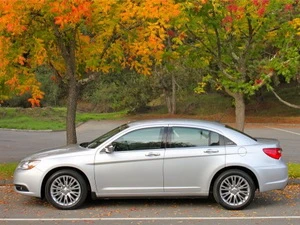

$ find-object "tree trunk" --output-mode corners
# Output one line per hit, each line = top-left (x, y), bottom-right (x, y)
(164, 89), (172, 114)
(53, 26), (78, 145)
(66, 74), (78, 144)
(225, 87), (246, 131)
(164, 74), (177, 114)
(171, 73), (176, 114)
(65, 44), (78, 145)
(233, 92), (245, 131)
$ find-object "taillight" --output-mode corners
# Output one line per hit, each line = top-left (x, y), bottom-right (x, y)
(263, 148), (282, 160)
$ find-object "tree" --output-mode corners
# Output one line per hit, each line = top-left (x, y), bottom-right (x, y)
(184, 0), (300, 131)
(0, 0), (44, 106)
(0, 0), (180, 144)
(153, 23), (187, 114)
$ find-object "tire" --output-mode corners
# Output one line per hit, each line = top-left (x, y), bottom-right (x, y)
(45, 169), (88, 210)
(213, 169), (255, 210)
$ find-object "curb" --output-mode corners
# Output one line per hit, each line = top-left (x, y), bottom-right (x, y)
(0, 122), (86, 133)
(1, 179), (299, 186)
(288, 179), (300, 185)
(0, 179), (13, 186)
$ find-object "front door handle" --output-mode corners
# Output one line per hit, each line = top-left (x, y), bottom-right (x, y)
(204, 149), (219, 154)
(145, 152), (160, 157)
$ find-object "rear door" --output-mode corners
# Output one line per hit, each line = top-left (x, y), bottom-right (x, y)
(164, 126), (226, 194)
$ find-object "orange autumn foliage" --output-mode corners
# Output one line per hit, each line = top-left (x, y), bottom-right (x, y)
(0, 0), (180, 106)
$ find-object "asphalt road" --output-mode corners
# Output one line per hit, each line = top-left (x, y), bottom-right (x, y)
(0, 120), (299, 163)
(0, 183), (299, 225)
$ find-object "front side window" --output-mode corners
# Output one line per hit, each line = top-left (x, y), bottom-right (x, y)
(86, 124), (129, 148)
(168, 127), (223, 148)
(113, 127), (164, 151)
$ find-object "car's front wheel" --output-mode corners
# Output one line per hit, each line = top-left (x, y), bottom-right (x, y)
(213, 169), (256, 210)
(45, 169), (88, 210)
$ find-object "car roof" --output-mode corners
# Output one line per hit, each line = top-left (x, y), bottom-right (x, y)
(127, 119), (225, 129)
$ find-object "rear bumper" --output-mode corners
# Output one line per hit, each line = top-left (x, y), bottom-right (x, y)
(256, 163), (288, 192)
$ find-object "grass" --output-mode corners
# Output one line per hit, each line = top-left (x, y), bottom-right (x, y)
(77, 110), (127, 122)
(0, 107), (66, 130)
(1, 162), (299, 181)
(0, 107), (127, 130)
(0, 162), (18, 180)
(287, 163), (300, 179)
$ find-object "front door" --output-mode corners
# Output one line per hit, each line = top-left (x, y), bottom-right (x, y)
(94, 126), (166, 196)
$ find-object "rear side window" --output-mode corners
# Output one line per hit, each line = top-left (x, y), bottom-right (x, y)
(224, 137), (236, 146)
(167, 127), (236, 148)
(168, 127), (222, 148)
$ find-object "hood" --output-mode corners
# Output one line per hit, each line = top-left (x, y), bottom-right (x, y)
(22, 144), (88, 161)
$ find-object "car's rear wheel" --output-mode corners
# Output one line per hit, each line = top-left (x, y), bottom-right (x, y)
(45, 169), (88, 210)
(213, 169), (255, 210)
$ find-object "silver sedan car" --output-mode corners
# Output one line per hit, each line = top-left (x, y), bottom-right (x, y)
(14, 119), (288, 210)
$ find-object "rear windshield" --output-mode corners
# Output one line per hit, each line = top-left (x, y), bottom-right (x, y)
(225, 125), (257, 141)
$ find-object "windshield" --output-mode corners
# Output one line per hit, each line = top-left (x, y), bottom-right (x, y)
(85, 124), (129, 148)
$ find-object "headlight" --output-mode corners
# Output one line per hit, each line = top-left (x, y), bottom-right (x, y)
(17, 160), (41, 170)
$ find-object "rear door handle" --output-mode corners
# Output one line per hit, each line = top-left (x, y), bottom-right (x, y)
(204, 149), (219, 154)
(145, 152), (161, 157)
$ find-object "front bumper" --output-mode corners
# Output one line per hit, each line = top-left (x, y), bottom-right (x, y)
(13, 167), (44, 197)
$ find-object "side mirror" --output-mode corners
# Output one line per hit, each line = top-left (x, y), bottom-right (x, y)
(104, 144), (114, 154)
(80, 142), (89, 148)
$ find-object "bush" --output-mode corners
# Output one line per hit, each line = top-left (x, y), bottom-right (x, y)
(82, 71), (158, 113)
(3, 93), (32, 108)
(36, 66), (63, 106)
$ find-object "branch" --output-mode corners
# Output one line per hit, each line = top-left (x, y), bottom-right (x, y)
(98, 26), (119, 60)
(185, 24), (218, 58)
(242, 17), (254, 59)
(271, 89), (300, 109)
(52, 25), (69, 61)
(48, 62), (61, 77)
(97, 21), (142, 61)
(77, 71), (99, 85)
(211, 10), (221, 62)
(185, 25), (233, 80)
(224, 87), (235, 98)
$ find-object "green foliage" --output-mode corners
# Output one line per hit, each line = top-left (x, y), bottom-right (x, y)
(35, 66), (63, 106)
(288, 163), (300, 179)
(174, 92), (233, 115)
(184, 0), (300, 96)
(82, 71), (158, 113)
(2, 93), (32, 108)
